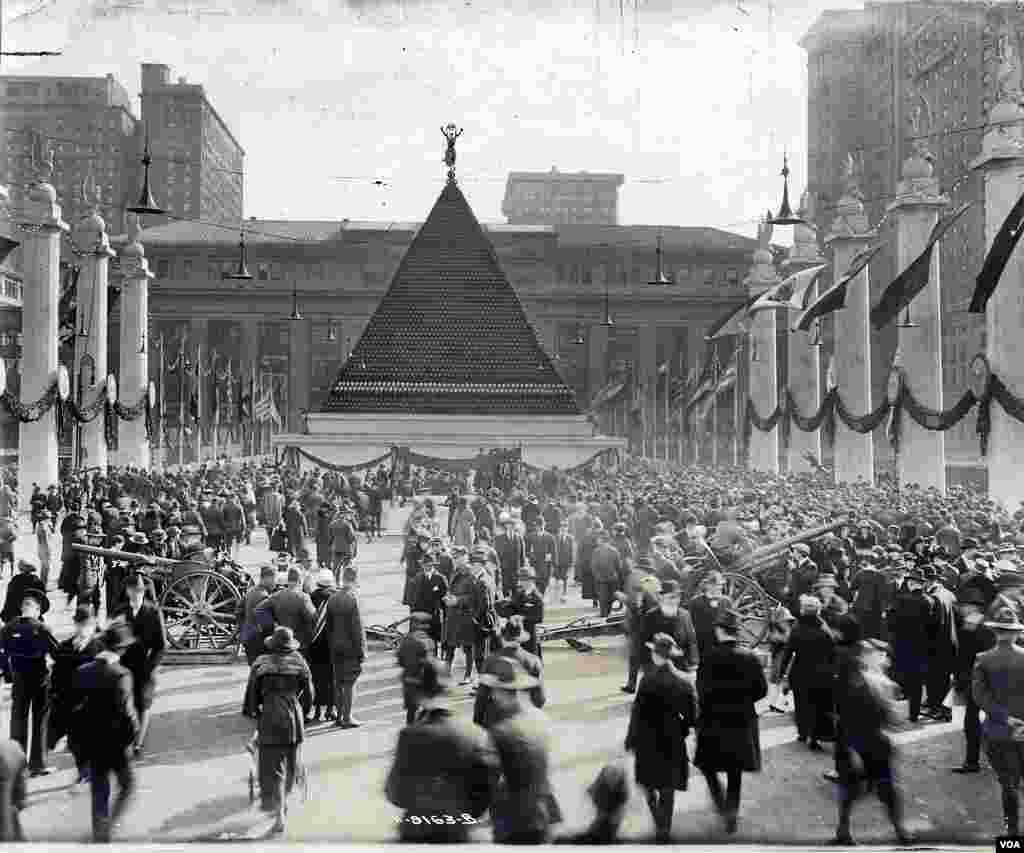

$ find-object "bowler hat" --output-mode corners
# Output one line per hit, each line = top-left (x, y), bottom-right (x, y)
(265, 625), (301, 652)
(984, 607), (1024, 632)
(477, 658), (539, 691)
(645, 632), (681, 658)
(20, 588), (48, 610)
(130, 532), (149, 546)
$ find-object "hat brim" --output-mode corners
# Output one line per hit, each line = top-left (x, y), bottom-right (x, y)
(477, 672), (540, 690)
(265, 637), (301, 651)
(984, 619), (1024, 631)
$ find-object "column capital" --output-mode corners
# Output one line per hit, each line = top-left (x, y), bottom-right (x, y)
(824, 228), (878, 250)
(971, 102), (1024, 171)
(19, 182), (69, 233)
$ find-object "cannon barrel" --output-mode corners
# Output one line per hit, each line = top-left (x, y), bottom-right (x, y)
(736, 519), (849, 572)
(71, 543), (179, 567)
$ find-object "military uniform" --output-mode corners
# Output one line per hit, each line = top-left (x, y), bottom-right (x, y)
(0, 612), (58, 772)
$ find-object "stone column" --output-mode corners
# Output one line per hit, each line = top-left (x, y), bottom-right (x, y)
(636, 325), (658, 458)
(687, 327), (705, 463)
(745, 218), (780, 474)
(287, 316), (312, 433)
(783, 192), (825, 474)
(114, 219), (153, 470)
(187, 317), (209, 464)
(971, 93), (1024, 512)
(825, 171), (877, 485)
(72, 200), (113, 473)
(886, 146), (947, 493)
(18, 166), (68, 492)
(586, 322), (609, 402)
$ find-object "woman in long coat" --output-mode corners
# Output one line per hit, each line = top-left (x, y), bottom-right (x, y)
(451, 497), (476, 549)
(307, 570), (336, 722)
(695, 609), (767, 834)
(625, 633), (698, 842)
(443, 562), (480, 682)
(779, 595), (836, 748)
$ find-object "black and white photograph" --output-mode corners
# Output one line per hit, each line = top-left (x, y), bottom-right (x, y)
(0, 0), (1023, 845)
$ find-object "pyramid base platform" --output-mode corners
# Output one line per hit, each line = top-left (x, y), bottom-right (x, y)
(273, 412), (627, 471)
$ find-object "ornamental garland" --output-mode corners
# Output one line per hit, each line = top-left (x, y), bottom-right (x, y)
(65, 390), (107, 424)
(901, 388), (976, 432)
(0, 383), (59, 423)
(786, 387), (838, 433)
(745, 398), (786, 433)
(835, 395), (891, 434)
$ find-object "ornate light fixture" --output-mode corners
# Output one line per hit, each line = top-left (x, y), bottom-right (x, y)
(126, 130), (165, 216)
(326, 318), (338, 342)
(896, 305), (918, 329)
(767, 153), (806, 227)
(647, 232), (672, 285)
(224, 231), (253, 281)
(601, 280), (614, 327)
(289, 279), (302, 321)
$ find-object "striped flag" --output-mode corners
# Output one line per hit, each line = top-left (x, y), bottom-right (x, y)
(796, 245), (882, 332)
(715, 348), (738, 394)
(748, 264), (827, 316)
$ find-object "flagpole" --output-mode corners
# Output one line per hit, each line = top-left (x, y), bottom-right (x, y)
(733, 342), (740, 467)
(711, 344), (719, 469)
(212, 352), (219, 463)
(178, 335), (185, 470)
(195, 341), (203, 466)
(156, 333), (164, 469)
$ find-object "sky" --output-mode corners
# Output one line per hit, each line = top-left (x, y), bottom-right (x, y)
(1, 0), (855, 238)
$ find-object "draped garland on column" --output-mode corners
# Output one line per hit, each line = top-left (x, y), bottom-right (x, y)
(746, 367), (1024, 458)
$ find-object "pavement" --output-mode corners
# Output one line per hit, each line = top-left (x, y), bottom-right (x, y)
(0, 508), (1008, 845)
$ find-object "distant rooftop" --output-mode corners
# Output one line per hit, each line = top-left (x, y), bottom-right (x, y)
(507, 168), (624, 186)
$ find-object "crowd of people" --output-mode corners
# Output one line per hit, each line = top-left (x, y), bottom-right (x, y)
(0, 457), (1021, 843)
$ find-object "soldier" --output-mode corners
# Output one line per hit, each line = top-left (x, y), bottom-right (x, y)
(0, 561), (49, 624)
(972, 606), (1024, 836)
(0, 589), (58, 776)
(474, 615), (545, 728)
(923, 565), (958, 723)
(397, 612), (437, 724)
(950, 588), (994, 774)
(324, 565), (366, 729)
(624, 633), (699, 843)
(497, 566), (545, 660)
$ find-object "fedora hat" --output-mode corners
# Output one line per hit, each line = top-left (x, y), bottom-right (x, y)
(265, 625), (301, 653)
(130, 532), (149, 546)
(984, 607), (1024, 632)
(477, 658), (539, 691)
(645, 632), (681, 658)
(20, 588), (48, 610)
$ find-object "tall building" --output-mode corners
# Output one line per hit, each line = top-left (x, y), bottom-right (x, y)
(801, 0), (1018, 467)
(0, 73), (138, 233)
(502, 168), (624, 225)
(140, 63), (244, 227)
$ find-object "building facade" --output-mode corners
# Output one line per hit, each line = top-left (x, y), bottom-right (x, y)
(802, 0), (1019, 467)
(125, 217), (753, 465)
(0, 73), (138, 234)
(502, 168), (624, 225)
(139, 63), (244, 227)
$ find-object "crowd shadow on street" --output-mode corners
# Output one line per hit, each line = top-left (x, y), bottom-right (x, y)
(142, 699), (253, 767)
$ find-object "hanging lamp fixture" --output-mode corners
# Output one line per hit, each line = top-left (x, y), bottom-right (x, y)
(896, 304), (918, 329)
(767, 153), (805, 227)
(601, 280), (614, 327)
(126, 130), (166, 216)
(572, 324), (586, 346)
(326, 318), (338, 342)
(224, 231), (253, 281)
(289, 279), (303, 321)
(647, 232), (672, 285)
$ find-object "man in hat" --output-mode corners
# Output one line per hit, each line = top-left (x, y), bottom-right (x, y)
(113, 573), (165, 756)
(407, 554), (448, 649)
(49, 605), (102, 786)
(493, 513), (526, 600)
(779, 594), (836, 750)
(400, 532), (429, 606)
(972, 605), (1024, 835)
(256, 566), (317, 654)
(637, 579), (699, 675)
(244, 626), (313, 834)
(385, 658), (496, 842)
(950, 589), (995, 774)
(922, 565), (958, 723)
(70, 620), (139, 843)
(324, 565), (366, 729)
(695, 608), (767, 834)
(474, 615), (545, 728)
(397, 612), (437, 724)
(849, 558), (890, 641)
(329, 507), (358, 584)
(885, 566), (938, 722)
(831, 638), (910, 846)
(688, 571), (732, 663)
(524, 518), (557, 598)
(0, 588), (57, 776)
(480, 658), (561, 844)
(497, 566), (545, 660)
(812, 572), (840, 608)
(625, 632), (698, 843)
(445, 549), (483, 685)
(590, 531), (623, 618)
(1, 561), (48, 624)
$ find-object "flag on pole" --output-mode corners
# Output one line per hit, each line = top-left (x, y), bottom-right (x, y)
(715, 348), (738, 394)
(630, 369), (644, 427)
(209, 351), (220, 421)
(748, 264), (827, 315)
(189, 354), (200, 426)
(704, 293), (759, 340)
(970, 189), (1024, 313)
(871, 202), (972, 329)
(795, 244), (882, 332)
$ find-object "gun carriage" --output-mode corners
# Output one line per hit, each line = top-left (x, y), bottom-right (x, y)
(72, 543), (253, 651)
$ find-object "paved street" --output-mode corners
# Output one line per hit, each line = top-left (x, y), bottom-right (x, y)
(0, 520), (1006, 844)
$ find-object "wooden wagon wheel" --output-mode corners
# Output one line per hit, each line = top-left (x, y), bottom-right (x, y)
(159, 570), (242, 650)
(720, 572), (772, 649)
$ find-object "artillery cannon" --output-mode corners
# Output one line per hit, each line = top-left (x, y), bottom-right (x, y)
(73, 543), (253, 652)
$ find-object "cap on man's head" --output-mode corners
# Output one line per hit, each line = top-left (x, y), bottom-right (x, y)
(286, 567), (302, 584)
(260, 564), (277, 579)
(343, 565), (358, 583)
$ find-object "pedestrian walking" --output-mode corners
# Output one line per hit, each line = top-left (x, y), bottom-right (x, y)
(0, 588), (57, 776)
(624, 632), (699, 842)
(694, 608), (767, 834)
(243, 626), (313, 835)
(444, 552), (481, 684)
(831, 639), (910, 845)
(688, 571), (732, 662)
(307, 569), (336, 723)
(255, 567), (316, 652)
(406, 554), (448, 649)
(474, 616), (545, 728)
(590, 530), (622, 618)
(70, 620), (139, 843)
(329, 508), (357, 583)
(950, 588), (994, 774)
(0, 726), (27, 841)
(35, 510), (56, 591)
(0, 561), (49, 624)
(923, 565), (958, 722)
(496, 565), (544, 659)
(112, 573), (166, 757)
(971, 605), (1024, 836)
(553, 519), (575, 604)
(779, 595), (836, 750)
(324, 564), (366, 729)
(384, 658), (496, 842)
(238, 565), (277, 666)
(397, 612), (437, 724)
(48, 605), (102, 786)
(765, 603), (796, 713)
(481, 658), (562, 844)
(886, 567), (938, 723)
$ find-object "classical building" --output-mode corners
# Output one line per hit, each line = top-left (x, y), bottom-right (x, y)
(127, 207), (754, 466)
(502, 168), (624, 225)
(801, 0), (1019, 469)
(0, 73), (138, 234)
(0, 186), (21, 463)
(139, 63), (244, 227)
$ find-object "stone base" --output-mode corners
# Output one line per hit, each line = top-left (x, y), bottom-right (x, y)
(273, 413), (627, 470)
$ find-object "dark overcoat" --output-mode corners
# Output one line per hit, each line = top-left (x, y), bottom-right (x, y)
(444, 569), (479, 648)
(694, 641), (767, 772)
(778, 614), (836, 690)
(886, 589), (938, 676)
(625, 661), (698, 790)
(244, 650), (313, 745)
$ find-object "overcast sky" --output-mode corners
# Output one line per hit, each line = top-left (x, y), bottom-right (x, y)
(1, 0), (854, 237)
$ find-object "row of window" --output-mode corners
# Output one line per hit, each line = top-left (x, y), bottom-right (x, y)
(1, 278), (22, 302)
(556, 263), (740, 286)
(0, 332), (24, 347)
